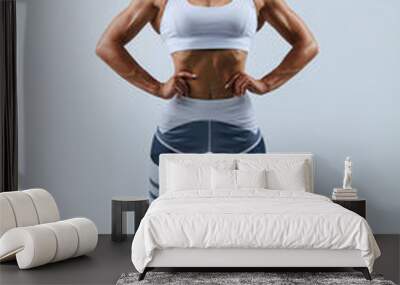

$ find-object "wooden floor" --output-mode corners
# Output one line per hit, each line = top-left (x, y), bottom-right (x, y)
(0, 235), (398, 285)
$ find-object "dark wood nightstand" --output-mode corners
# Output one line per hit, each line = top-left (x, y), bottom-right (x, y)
(111, 196), (149, 242)
(332, 199), (366, 219)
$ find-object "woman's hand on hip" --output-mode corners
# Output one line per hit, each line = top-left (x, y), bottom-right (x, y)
(225, 72), (270, 96)
(157, 71), (197, 99)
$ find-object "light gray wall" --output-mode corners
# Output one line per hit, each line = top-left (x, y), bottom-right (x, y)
(16, 0), (400, 234)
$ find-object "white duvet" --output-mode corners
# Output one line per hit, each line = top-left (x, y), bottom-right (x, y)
(131, 190), (380, 273)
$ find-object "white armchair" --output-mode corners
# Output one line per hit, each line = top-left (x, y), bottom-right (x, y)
(0, 188), (98, 269)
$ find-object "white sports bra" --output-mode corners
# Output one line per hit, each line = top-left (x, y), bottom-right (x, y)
(160, 0), (258, 54)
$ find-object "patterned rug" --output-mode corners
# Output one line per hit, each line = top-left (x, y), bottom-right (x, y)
(116, 272), (396, 285)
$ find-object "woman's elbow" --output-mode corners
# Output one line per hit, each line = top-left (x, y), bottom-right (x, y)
(293, 36), (319, 63)
(295, 39), (319, 63)
(95, 36), (119, 63)
(304, 39), (319, 61)
(95, 39), (109, 60)
(308, 40), (319, 59)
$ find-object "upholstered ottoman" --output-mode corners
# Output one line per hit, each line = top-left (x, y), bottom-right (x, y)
(0, 189), (98, 269)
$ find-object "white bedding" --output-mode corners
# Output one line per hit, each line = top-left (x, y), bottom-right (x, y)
(131, 190), (380, 273)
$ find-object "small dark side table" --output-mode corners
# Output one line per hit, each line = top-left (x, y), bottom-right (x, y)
(112, 197), (149, 242)
(332, 199), (366, 219)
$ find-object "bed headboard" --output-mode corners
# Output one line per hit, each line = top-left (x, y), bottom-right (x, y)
(159, 153), (315, 196)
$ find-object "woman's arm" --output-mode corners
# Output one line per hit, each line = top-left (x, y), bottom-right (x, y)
(258, 0), (319, 92)
(226, 0), (319, 96)
(96, 0), (163, 96)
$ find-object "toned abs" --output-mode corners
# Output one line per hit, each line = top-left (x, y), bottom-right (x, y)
(171, 49), (247, 99)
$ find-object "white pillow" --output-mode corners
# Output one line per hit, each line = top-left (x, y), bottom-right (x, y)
(166, 160), (235, 191)
(237, 169), (268, 189)
(211, 169), (268, 190)
(237, 159), (308, 191)
(211, 169), (236, 190)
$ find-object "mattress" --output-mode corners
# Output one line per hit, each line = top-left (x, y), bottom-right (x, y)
(131, 189), (380, 273)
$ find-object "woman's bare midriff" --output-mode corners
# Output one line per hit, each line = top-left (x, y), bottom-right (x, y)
(171, 49), (247, 100)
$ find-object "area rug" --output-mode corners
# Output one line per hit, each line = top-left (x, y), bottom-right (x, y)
(116, 272), (396, 285)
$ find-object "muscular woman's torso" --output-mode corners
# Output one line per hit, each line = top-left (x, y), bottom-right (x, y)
(151, 0), (261, 100)
(171, 49), (247, 99)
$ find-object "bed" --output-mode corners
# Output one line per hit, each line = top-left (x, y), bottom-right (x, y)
(131, 153), (380, 280)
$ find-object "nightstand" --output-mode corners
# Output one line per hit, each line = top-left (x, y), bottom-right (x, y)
(332, 199), (366, 219)
(111, 196), (149, 242)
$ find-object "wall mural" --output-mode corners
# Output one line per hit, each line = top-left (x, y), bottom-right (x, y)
(96, 0), (318, 200)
